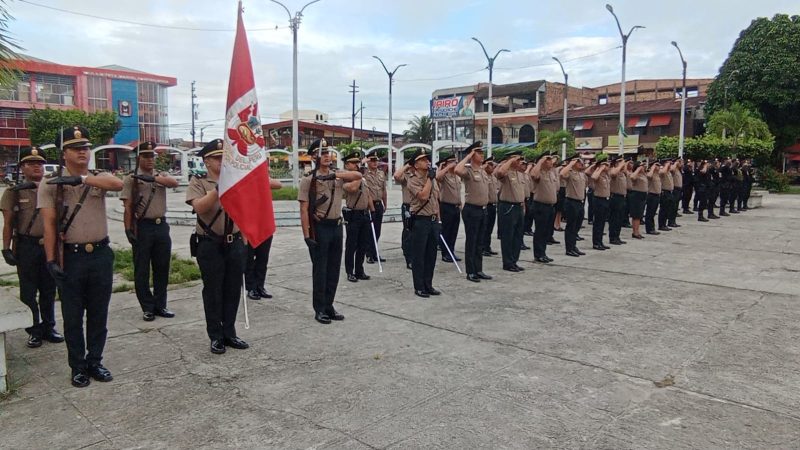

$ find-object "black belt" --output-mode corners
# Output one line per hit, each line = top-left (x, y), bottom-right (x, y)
(464, 203), (487, 210)
(487, 202), (496, 206)
(413, 214), (439, 221)
(566, 197), (584, 202)
(611, 193), (626, 198)
(317, 218), (343, 226)
(498, 200), (523, 207)
(17, 234), (44, 245)
(138, 217), (166, 225)
(662, 190), (673, 194)
(532, 200), (555, 207)
(593, 195), (610, 200)
(198, 232), (242, 244)
(648, 192), (660, 196)
(64, 237), (110, 254)
(440, 202), (460, 207)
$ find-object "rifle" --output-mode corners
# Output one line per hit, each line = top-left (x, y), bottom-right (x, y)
(10, 145), (20, 256)
(55, 128), (65, 268)
(126, 146), (141, 245)
(307, 163), (318, 242)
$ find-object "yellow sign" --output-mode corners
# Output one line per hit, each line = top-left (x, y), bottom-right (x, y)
(575, 137), (603, 150)
(607, 135), (639, 148)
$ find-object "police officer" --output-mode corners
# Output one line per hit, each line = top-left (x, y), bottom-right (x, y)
(657, 159), (674, 231)
(645, 161), (662, 235)
(298, 139), (362, 323)
(682, 159), (695, 214)
(480, 156), (499, 257)
(530, 152), (559, 263)
(608, 155), (628, 246)
(121, 141), (179, 321)
(741, 159), (754, 210)
(39, 126), (123, 387)
(589, 158), (611, 250)
(494, 150), (527, 272)
(669, 158), (683, 227)
(454, 141), (491, 282)
(186, 139), (249, 354)
(560, 156), (587, 257)
(708, 159), (722, 218)
(244, 169), (282, 300)
(402, 149), (441, 298)
(519, 160), (532, 251)
(393, 155), (414, 269)
(342, 150), (373, 282)
(364, 150), (387, 264)
(718, 158), (733, 216)
(628, 161), (648, 238)
(436, 152), (461, 262)
(694, 160), (711, 222)
(1, 146), (63, 348)
(729, 159), (742, 214)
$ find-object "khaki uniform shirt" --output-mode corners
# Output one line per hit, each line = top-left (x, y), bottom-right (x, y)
(297, 172), (344, 221)
(38, 169), (112, 243)
(406, 171), (440, 216)
(439, 172), (461, 206)
(0, 183), (44, 237)
(399, 170), (413, 205)
(672, 170), (683, 189)
(610, 172), (628, 196)
(497, 170), (527, 203)
(647, 171), (662, 194)
(518, 171), (530, 199)
(563, 170), (586, 201)
(120, 169), (169, 219)
(660, 171), (674, 191)
(631, 172), (648, 192)
(627, 174), (634, 191)
(533, 168), (559, 205)
(185, 176), (241, 236)
(593, 171), (611, 198)
(344, 174), (371, 210)
(460, 165), (490, 207)
(487, 173), (499, 204)
(364, 168), (386, 204)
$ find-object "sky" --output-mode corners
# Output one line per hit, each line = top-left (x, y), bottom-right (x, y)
(8, 0), (799, 141)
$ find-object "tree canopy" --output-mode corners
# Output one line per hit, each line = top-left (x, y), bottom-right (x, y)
(705, 14), (800, 154)
(27, 108), (122, 161)
(0, 0), (22, 88)
(403, 115), (433, 144)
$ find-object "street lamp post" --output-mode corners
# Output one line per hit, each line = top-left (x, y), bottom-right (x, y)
(270, 0), (321, 187)
(606, 4), (644, 156)
(472, 37), (509, 158)
(671, 41), (687, 158)
(199, 125), (213, 144)
(553, 56), (568, 160)
(373, 56), (407, 186)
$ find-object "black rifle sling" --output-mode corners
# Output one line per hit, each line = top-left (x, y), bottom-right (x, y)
(61, 185), (91, 235)
(136, 179), (158, 219)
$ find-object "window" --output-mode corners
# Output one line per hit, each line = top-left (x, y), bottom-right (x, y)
(519, 124), (535, 142)
(0, 74), (31, 102)
(138, 82), (169, 143)
(34, 73), (75, 105)
(87, 76), (108, 112)
(598, 95), (608, 105)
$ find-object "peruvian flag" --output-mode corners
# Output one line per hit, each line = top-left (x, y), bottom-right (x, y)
(219, 1), (275, 247)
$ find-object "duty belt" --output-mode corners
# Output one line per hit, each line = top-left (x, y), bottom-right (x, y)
(413, 214), (438, 221)
(138, 217), (166, 225)
(17, 234), (44, 245)
(317, 218), (343, 226)
(464, 203), (487, 210)
(198, 232), (242, 244)
(611, 193), (626, 198)
(498, 200), (523, 207)
(566, 197), (584, 202)
(65, 236), (110, 254)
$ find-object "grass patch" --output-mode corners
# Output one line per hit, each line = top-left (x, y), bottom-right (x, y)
(271, 186), (298, 201)
(0, 278), (19, 287)
(112, 282), (134, 293)
(113, 249), (201, 285)
(780, 185), (800, 194)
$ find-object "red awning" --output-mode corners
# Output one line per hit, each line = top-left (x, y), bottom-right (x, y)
(627, 117), (639, 127)
(650, 115), (671, 127)
(583, 120), (594, 130)
(788, 154), (800, 162)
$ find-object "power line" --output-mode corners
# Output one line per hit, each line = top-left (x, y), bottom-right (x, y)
(18, 0), (288, 32)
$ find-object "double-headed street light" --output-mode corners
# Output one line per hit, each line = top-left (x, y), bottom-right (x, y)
(671, 41), (687, 158)
(552, 56), (568, 160)
(472, 37), (509, 158)
(606, 4), (644, 156)
(373, 56), (407, 185)
(270, 0), (321, 187)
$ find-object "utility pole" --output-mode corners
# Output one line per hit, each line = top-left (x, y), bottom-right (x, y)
(190, 80), (198, 147)
(373, 56), (407, 187)
(606, 4), (644, 156)
(553, 57), (568, 160)
(349, 80), (359, 143)
(671, 41), (687, 158)
(472, 37), (509, 158)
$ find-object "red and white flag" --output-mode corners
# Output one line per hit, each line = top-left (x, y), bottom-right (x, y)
(219, 1), (275, 247)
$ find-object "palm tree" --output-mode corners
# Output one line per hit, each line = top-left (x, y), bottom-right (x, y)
(404, 115), (433, 144)
(0, 1), (22, 88)
(706, 103), (772, 151)
(536, 129), (575, 155)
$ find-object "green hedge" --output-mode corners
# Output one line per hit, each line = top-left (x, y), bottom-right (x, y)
(271, 186), (298, 201)
(655, 135), (773, 164)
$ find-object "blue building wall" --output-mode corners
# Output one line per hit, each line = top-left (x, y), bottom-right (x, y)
(111, 79), (138, 144)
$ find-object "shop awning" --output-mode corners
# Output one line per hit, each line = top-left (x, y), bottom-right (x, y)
(573, 120), (595, 131)
(650, 115), (671, 127)
(788, 154), (800, 162)
(627, 117), (649, 127)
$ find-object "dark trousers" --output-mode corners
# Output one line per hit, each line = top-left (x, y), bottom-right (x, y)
(308, 222), (343, 314)
(707, 188), (717, 217)
(523, 196), (535, 233)
(197, 237), (245, 341)
(729, 183), (740, 211)
(719, 186), (730, 214)
(410, 217), (440, 291)
(695, 189), (708, 218)
(682, 185), (693, 212)
(645, 193), (660, 233)
(462, 204), (486, 275)
(586, 188), (595, 222)
(16, 238), (56, 338)
(624, 191), (632, 226)
(401, 203), (411, 265)
(368, 201), (384, 259)
(608, 194), (625, 241)
(245, 236), (273, 291)
(532, 201), (555, 258)
(564, 198), (584, 252)
(439, 203), (460, 259)
(60, 245), (114, 372)
(743, 183), (753, 208)
(592, 197), (610, 245)
(133, 220), (172, 313)
(670, 188), (682, 224)
(658, 192), (672, 228)
(344, 211), (371, 276)
(481, 203), (497, 251)
(498, 202), (523, 267)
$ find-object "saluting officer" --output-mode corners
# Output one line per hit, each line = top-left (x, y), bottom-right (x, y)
(186, 139), (249, 354)
(669, 158), (683, 227)
(645, 161), (662, 235)
(658, 159), (674, 231)
(560, 155), (587, 257)
(530, 152), (559, 263)
(1, 146), (63, 348)
(588, 158), (611, 250)
(393, 155), (414, 269)
(454, 141), (492, 283)
(298, 139), (362, 324)
(39, 126), (123, 388)
(694, 160), (711, 221)
(402, 149), (442, 298)
(608, 155), (628, 245)
(628, 161), (648, 239)
(494, 150), (527, 272)
(121, 141), (179, 322)
(436, 152), (461, 263)
(364, 150), (387, 264)
(342, 150), (373, 282)
(480, 156), (499, 257)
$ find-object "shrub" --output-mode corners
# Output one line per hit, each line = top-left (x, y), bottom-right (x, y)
(757, 167), (791, 192)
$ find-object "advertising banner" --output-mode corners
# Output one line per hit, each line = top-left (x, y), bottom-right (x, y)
(430, 95), (475, 119)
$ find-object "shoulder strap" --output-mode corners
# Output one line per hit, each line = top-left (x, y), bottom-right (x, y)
(136, 181), (158, 219)
(61, 185), (91, 235)
(322, 178), (337, 219)
(197, 208), (224, 238)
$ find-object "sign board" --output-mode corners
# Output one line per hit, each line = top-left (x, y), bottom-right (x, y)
(575, 136), (603, 150)
(430, 95), (475, 120)
(607, 135), (640, 148)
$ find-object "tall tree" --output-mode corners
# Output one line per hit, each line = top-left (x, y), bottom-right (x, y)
(27, 108), (122, 161)
(705, 103), (772, 152)
(705, 14), (800, 154)
(0, 0), (23, 87)
(403, 115), (433, 144)
(535, 129), (575, 155)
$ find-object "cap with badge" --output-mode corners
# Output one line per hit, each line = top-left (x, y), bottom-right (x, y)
(499, 150), (523, 162)
(343, 150), (363, 164)
(137, 141), (157, 156)
(464, 141), (484, 153)
(20, 146), (46, 163)
(407, 148), (431, 165)
(366, 149), (380, 160)
(198, 138), (225, 158)
(307, 138), (329, 157)
(437, 151), (455, 166)
(55, 126), (92, 149)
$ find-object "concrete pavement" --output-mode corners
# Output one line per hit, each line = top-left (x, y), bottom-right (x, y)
(0, 191), (799, 449)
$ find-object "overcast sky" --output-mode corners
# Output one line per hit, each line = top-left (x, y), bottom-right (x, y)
(10, 0), (799, 141)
